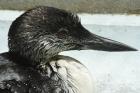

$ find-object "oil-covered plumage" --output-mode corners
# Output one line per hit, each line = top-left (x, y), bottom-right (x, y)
(8, 6), (84, 66)
(0, 6), (137, 93)
(0, 53), (91, 93)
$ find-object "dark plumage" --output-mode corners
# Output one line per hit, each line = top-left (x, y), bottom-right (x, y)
(0, 6), (137, 93)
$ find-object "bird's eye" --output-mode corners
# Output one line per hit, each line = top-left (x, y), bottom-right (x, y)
(57, 28), (69, 38)
(58, 28), (69, 34)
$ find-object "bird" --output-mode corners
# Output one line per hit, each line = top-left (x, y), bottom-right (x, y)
(0, 6), (137, 93)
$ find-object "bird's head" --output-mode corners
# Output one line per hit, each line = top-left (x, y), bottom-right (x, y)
(8, 6), (137, 65)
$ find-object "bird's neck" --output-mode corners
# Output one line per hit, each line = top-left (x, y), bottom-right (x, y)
(9, 46), (59, 73)
(9, 37), (64, 73)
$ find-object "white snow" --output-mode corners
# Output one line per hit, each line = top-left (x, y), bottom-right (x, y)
(0, 10), (140, 93)
(79, 14), (140, 26)
(0, 10), (24, 21)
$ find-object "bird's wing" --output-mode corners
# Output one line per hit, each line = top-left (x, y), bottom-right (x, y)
(0, 53), (49, 93)
(0, 53), (29, 93)
(0, 80), (30, 93)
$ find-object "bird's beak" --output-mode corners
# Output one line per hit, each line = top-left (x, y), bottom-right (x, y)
(80, 32), (137, 52)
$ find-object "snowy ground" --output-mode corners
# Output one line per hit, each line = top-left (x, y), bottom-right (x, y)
(0, 10), (140, 93)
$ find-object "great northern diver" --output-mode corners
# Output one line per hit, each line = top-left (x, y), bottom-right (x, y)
(0, 6), (137, 93)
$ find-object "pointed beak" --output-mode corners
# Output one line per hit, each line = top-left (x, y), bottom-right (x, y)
(80, 32), (137, 52)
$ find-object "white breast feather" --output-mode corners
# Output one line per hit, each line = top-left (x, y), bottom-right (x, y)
(48, 57), (94, 93)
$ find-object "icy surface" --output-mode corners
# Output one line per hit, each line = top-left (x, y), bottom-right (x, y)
(79, 14), (140, 26)
(0, 10), (140, 93)
(0, 10), (23, 21)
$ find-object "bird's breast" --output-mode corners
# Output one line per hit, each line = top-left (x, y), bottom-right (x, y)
(46, 55), (94, 93)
